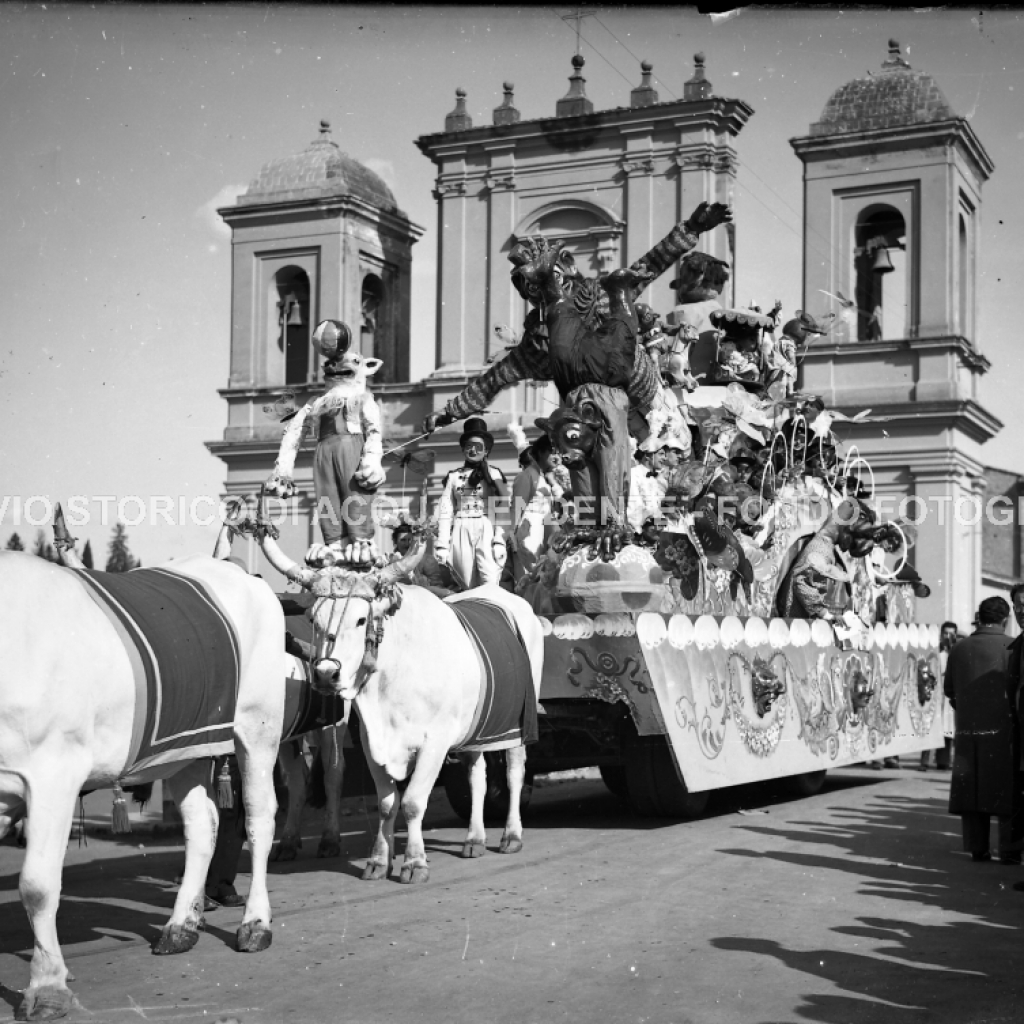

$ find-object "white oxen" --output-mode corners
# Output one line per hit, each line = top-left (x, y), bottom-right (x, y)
(213, 511), (349, 863)
(258, 532), (544, 883)
(0, 552), (286, 1021)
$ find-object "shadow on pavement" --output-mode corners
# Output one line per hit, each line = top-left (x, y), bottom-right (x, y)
(710, 778), (1024, 1024)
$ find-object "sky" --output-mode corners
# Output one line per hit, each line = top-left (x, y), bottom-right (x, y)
(2, 4), (1023, 566)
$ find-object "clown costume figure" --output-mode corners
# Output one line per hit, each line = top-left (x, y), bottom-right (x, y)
(435, 418), (509, 590)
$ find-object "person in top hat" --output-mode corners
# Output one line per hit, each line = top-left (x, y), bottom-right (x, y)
(435, 418), (509, 590)
(264, 319), (386, 566)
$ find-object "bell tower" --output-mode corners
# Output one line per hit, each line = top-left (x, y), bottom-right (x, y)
(790, 40), (1001, 628)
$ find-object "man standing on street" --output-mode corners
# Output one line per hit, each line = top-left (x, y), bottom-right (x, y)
(920, 622), (960, 771)
(945, 596), (1022, 864)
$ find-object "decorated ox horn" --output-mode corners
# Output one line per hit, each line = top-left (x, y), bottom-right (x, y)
(52, 502), (85, 570)
(374, 538), (428, 590)
(256, 489), (318, 589)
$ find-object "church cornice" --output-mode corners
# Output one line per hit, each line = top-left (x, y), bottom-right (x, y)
(218, 194), (425, 240)
(789, 117), (994, 181)
(416, 96), (754, 163)
(827, 398), (1003, 447)
(803, 335), (991, 374)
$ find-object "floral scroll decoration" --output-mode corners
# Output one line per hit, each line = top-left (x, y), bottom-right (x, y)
(675, 670), (728, 760)
(674, 654), (789, 760)
(861, 651), (904, 749)
(725, 652), (789, 758)
(656, 535), (702, 601)
(789, 652), (843, 761)
(567, 647), (649, 716)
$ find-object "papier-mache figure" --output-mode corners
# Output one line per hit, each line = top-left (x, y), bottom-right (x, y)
(666, 250), (731, 384)
(636, 302), (702, 393)
(435, 417), (509, 590)
(424, 201), (731, 536)
(264, 319), (385, 566)
(507, 423), (569, 587)
(766, 310), (834, 396)
(776, 498), (862, 620)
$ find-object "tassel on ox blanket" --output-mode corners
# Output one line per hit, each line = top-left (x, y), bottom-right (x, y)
(111, 784), (132, 834)
(216, 757), (235, 810)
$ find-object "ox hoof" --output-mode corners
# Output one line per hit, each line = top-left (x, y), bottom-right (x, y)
(399, 863), (430, 884)
(361, 860), (389, 881)
(316, 833), (342, 859)
(270, 837), (300, 863)
(152, 924), (200, 956)
(15, 984), (73, 1022)
(461, 840), (486, 859)
(499, 835), (523, 855)
(236, 920), (273, 953)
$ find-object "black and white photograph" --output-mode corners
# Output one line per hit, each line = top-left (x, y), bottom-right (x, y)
(3, 5), (1024, 1022)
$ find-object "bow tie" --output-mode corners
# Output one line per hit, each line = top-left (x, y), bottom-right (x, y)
(646, 470), (660, 479)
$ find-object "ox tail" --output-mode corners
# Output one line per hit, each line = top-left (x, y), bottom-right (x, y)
(0, 767), (31, 841)
(306, 756), (328, 810)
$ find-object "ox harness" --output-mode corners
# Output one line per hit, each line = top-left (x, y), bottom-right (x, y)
(70, 567), (241, 775)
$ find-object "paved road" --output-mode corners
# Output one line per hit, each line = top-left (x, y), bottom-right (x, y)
(2, 767), (1021, 1024)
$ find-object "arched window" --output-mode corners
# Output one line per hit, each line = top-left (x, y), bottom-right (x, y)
(271, 267), (311, 384)
(958, 213), (972, 340)
(516, 200), (623, 277)
(361, 272), (383, 356)
(854, 207), (907, 342)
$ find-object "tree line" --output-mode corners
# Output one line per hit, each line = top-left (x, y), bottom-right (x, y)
(4, 522), (139, 572)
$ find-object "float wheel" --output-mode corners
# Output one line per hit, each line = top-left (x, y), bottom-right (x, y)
(786, 769), (827, 797)
(624, 729), (710, 819)
(599, 764), (630, 800)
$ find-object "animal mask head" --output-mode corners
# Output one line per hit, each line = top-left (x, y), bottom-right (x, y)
(322, 350), (382, 388)
(751, 657), (785, 718)
(848, 666), (875, 713)
(508, 236), (577, 306)
(535, 400), (605, 466)
(916, 659), (937, 706)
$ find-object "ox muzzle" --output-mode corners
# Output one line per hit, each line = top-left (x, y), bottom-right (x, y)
(313, 657), (344, 695)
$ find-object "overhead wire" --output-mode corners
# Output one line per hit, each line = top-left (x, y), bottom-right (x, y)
(549, 8), (859, 314)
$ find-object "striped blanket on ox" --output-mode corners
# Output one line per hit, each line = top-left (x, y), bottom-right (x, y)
(70, 567), (241, 775)
(446, 597), (538, 753)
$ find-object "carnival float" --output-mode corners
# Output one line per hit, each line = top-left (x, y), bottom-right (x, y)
(415, 199), (944, 820)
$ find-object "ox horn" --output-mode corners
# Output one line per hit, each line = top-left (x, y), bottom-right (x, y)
(52, 502), (85, 569)
(256, 489), (318, 589)
(374, 538), (428, 589)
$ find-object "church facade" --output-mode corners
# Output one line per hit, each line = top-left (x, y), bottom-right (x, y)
(207, 42), (1018, 629)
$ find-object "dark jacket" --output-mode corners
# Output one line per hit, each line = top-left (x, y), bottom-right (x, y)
(945, 623), (1017, 816)
(1010, 632), (1024, 766)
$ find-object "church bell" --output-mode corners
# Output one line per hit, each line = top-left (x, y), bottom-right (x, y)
(871, 246), (895, 274)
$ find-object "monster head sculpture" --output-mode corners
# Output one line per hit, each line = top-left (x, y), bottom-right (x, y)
(849, 666), (875, 714)
(508, 236), (578, 308)
(916, 659), (937, 706)
(535, 400), (606, 468)
(751, 657), (786, 718)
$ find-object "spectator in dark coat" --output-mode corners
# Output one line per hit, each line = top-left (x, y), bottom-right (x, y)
(945, 596), (1022, 863)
